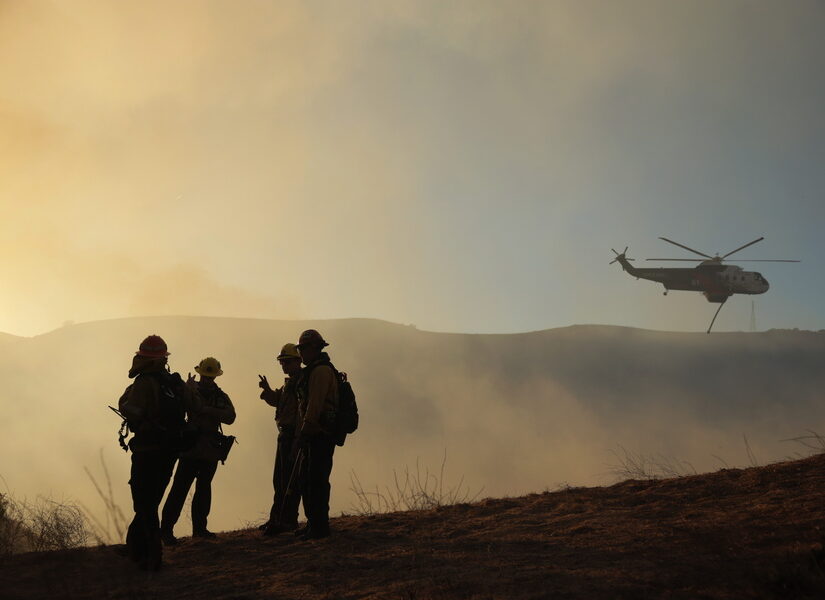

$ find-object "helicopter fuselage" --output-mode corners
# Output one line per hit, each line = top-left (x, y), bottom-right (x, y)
(614, 256), (769, 303)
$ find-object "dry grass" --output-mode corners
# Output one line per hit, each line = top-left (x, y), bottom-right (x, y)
(1, 450), (130, 559)
(6, 453), (825, 599)
(606, 445), (698, 481)
(607, 433), (779, 483)
(348, 451), (483, 515)
(79, 451), (129, 545)
(782, 429), (825, 459)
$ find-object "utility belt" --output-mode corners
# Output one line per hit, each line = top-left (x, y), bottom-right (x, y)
(129, 430), (188, 454)
(181, 428), (235, 464)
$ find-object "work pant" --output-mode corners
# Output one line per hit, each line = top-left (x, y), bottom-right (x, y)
(268, 430), (300, 527)
(161, 457), (219, 534)
(126, 449), (177, 569)
(300, 436), (336, 534)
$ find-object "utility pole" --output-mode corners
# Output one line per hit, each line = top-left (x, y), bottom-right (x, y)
(749, 300), (757, 332)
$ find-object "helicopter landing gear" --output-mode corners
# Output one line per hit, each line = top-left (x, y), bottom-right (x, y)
(663, 289), (668, 296)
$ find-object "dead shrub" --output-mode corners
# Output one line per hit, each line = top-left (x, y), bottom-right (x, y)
(80, 450), (129, 545)
(23, 497), (88, 551)
(0, 492), (28, 558)
(0, 491), (87, 559)
(349, 451), (483, 516)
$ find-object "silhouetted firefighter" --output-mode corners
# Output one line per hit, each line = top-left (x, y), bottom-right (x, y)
(161, 356), (236, 544)
(293, 329), (359, 540)
(118, 335), (197, 571)
(258, 343), (303, 535)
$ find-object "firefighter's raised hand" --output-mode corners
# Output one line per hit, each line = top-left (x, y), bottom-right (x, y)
(259, 375), (280, 407)
(186, 372), (197, 386)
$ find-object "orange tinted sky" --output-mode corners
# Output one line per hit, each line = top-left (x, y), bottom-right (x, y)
(2, 1), (823, 335)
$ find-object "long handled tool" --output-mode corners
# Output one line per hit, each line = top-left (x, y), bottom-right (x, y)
(109, 405), (131, 451)
(279, 447), (305, 525)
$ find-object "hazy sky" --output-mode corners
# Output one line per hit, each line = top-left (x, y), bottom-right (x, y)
(2, 0), (824, 336)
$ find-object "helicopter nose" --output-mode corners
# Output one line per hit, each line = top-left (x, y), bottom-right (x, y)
(764, 279), (770, 291)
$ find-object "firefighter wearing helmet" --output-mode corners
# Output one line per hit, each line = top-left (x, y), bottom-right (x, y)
(118, 335), (199, 571)
(258, 342), (304, 535)
(294, 329), (339, 540)
(161, 356), (235, 544)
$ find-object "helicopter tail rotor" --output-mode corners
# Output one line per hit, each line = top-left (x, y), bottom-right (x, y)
(610, 247), (636, 265)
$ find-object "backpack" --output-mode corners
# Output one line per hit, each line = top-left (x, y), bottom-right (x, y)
(334, 371), (359, 446)
(300, 360), (359, 447)
(113, 371), (189, 452)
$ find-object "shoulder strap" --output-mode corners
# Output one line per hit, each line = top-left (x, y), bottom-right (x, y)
(299, 359), (330, 386)
(307, 358), (334, 374)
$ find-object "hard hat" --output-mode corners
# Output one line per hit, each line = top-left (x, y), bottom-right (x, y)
(297, 329), (328, 349)
(277, 343), (301, 361)
(195, 356), (223, 377)
(136, 335), (170, 358)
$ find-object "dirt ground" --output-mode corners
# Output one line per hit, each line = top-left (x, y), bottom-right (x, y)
(3, 454), (825, 599)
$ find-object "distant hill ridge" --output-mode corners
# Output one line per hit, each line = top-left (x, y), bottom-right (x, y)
(0, 331), (22, 343)
(4, 315), (825, 339)
(3, 453), (825, 599)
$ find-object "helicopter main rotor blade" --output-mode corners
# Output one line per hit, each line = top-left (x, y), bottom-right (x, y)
(658, 237), (712, 259)
(722, 237), (764, 259)
(722, 259), (800, 263)
(645, 258), (704, 262)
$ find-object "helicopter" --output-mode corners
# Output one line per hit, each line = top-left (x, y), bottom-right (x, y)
(610, 236), (799, 333)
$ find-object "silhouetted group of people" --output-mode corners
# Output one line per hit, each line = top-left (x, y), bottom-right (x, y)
(118, 328), (343, 571)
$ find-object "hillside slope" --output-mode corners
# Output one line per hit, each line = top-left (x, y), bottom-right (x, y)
(3, 454), (825, 600)
(3, 317), (825, 536)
